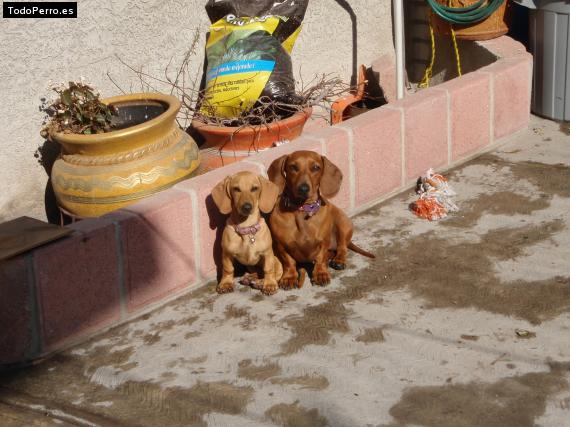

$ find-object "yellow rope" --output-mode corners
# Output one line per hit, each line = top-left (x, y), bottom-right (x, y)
(450, 22), (462, 77)
(419, 2), (462, 89)
(419, 14), (436, 89)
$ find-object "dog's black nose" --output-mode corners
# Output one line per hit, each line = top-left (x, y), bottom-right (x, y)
(241, 202), (253, 214)
(298, 183), (310, 195)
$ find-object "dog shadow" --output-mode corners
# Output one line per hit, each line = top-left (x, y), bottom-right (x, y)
(205, 194), (226, 283)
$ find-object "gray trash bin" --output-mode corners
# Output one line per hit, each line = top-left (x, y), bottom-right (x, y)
(513, 0), (570, 121)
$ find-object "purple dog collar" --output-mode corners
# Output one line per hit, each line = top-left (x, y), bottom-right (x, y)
(234, 222), (261, 243)
(299, 199), (321, 217)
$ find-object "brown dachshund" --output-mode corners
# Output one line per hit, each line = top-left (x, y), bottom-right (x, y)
(212, 171), (283, 295)
(268, 150), (374, 289)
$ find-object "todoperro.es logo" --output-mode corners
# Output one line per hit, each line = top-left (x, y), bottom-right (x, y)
(3, 2), (77, 18)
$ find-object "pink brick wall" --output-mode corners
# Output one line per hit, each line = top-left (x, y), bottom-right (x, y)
(339, 108), (402, 207)
(0, 36), (532, 365)
(388, 89), (449, 183)
(482, 57), (533, 139)
(117, 190), (197, 312)
(35, 218), (121, 352)
(440, 72), (492, 161)
(0, 256), (32, 364)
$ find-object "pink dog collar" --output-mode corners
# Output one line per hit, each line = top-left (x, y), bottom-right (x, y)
(234, 222), (261, 243)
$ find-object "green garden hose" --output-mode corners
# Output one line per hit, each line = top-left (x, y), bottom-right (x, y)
(425, 0), (506, 25)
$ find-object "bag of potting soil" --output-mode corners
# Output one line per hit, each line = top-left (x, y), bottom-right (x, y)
(201, 0), (309, 119)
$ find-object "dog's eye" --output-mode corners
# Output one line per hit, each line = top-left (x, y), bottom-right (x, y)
(251, 186), (259, 192)
(311, 164), (321, 172)
(232, 187), (241, 193)
(289, 164), (299, 172)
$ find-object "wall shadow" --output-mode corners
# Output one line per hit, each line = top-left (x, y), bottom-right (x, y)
(333, 0), (358, 87)
(402, 0), (498, 85)
(508, 3), (529, 48)
(364, 66), (389, 107)
(34, 139), (61, 225)
(185, 33), (209, 147)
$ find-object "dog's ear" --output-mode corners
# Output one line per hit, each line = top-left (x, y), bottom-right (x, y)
(258, 176), (280, 213)
(267, 155), (288, 193)
(212, 176), (232, 215)
(320, 156), (343, 198)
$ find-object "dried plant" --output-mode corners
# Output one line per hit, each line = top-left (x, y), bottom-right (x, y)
(108, 28), (352, 130)
(40, 81), (118, 137)
(193, 73), (351, 128)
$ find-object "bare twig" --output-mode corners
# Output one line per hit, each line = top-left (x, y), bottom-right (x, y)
(106, 71), (126, 95)
(109, 32), (353, 135)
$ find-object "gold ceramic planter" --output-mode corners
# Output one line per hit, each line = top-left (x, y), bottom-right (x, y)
(50, 93), (200, 217)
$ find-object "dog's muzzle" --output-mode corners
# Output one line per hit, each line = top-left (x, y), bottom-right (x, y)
(240, 202), (253, 215)
(297, 183), (310, 198)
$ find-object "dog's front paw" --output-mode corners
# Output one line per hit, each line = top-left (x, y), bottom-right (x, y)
(312, 268), (331, 286)
(216, 280), (234, 294)
(279, 272), (301, 290)
(261, 279), (279, 296)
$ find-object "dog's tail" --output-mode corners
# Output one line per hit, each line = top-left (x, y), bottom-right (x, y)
(348, 242), (375, 259)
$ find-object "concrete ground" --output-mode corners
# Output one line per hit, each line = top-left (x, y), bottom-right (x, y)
(1, 115), (569, 427)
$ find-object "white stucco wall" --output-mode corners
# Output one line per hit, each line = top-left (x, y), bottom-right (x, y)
(0, 0), (393, 222)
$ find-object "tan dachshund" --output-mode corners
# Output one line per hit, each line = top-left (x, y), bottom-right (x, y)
(268, 150), (374, 289)
(212, 171), (283, 295)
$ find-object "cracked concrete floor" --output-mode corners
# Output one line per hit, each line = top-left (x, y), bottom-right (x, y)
(1, 115), (569, 427)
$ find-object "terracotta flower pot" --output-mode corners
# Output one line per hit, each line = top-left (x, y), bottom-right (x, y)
(432, 0), (513, 41)
(192, 107), (312, 169)
(50, 93), (200, 218)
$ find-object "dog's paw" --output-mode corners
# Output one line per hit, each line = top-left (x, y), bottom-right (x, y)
(329, 259), (346, 270)
(311, 269), (331, 286)
(240, 273), (261, 289)
(261, 280), (279, 296)
(279, 274), (301, 290)
(216, 281), (234, 294)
